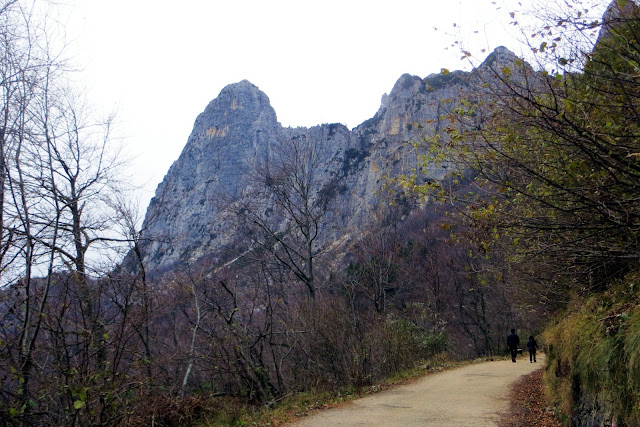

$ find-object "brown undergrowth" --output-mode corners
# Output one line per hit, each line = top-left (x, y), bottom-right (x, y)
(195, 356), (472, 426)
(499, 367), (561, 427)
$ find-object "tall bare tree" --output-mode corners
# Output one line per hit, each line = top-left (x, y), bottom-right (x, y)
(240, 135), (331, 300)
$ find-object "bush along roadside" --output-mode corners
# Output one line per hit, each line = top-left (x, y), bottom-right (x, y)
(191, 352), (469, 427)
(543, 273), (640, 426)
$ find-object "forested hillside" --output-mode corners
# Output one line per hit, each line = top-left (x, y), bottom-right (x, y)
(0, 2), (527, 424)
(405, 0), (640, 424)
(0, 0), (639, 426)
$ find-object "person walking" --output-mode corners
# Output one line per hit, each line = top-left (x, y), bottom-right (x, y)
(507, 329), (520, 362)
(527, 335), (538, 363)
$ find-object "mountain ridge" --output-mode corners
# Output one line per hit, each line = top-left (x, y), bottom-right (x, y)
(135, 46), (517, 275)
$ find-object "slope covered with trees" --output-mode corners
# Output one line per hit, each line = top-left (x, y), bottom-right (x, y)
(2, 0), (639, 425)
(404, 0), (640, 424)
(0, 2), (526, 425)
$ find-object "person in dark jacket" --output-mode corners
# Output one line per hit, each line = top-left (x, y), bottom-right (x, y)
(507, 329), (520, 362)
(527, 335), (538, 363)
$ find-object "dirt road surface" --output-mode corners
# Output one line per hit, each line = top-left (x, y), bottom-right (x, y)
(291, 354), (545, 426)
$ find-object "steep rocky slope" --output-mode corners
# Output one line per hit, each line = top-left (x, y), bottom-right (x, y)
(136, 47), (517, 275)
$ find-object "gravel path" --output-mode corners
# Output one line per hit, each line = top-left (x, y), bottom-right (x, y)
(291, 354), (545, 426)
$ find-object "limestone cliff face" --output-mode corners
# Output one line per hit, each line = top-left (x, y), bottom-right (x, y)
(138, 47), (517, 275)
(140, 80), (283, 272)
(597, 0), (639, 42)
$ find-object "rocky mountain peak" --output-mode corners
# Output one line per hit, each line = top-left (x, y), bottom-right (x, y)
(392, 73), (425, 94)
(213, 79), (272, 110)
(480, 45), (518, 68)
(193, 80), (277, 137)
(136, 47), (511, 275)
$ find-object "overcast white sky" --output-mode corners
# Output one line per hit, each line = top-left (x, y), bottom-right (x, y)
(60, 0), (535, 217)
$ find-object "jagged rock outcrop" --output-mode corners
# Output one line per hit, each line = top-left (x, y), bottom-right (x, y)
(137, 47), (518, 275)
(597, 0), (639, 42)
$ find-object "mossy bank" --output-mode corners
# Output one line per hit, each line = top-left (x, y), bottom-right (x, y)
(544, 272), (640, 426)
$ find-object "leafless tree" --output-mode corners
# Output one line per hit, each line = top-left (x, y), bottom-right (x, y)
(0, 3), (143, 424)
(0, 2), (72, 422)
(346, 223), (404, 313)
(240, 135), (331, 300)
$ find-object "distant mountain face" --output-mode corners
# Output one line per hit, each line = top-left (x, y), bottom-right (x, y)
(136, 47), (518, 275)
